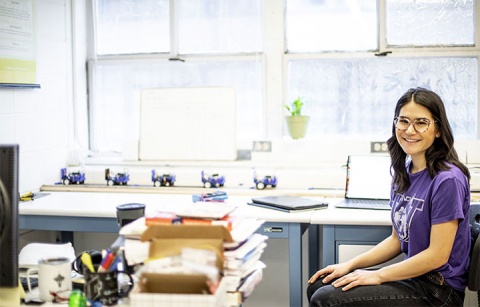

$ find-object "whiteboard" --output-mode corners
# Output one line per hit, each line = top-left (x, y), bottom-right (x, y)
(139, 87), (237, 161)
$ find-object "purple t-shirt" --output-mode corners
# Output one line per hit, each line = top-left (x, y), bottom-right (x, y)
(390, 162), (470, 291)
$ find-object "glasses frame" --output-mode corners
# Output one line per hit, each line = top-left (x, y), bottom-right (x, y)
(394, 116), (437, 133)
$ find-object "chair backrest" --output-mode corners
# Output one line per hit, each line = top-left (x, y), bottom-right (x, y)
(468, 203), (480, 291)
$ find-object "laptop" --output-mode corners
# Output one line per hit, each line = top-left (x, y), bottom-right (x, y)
(335, 155), (392, 210)
(250, 195), (328, 212)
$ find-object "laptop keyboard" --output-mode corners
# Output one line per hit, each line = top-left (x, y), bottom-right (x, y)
(336, 198), (391, 210)
(344, 199), (389, 205)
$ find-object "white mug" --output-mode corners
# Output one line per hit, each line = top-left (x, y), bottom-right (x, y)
(27, 257), (72, 302)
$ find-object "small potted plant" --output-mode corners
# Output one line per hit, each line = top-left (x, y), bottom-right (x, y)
(284, 97), (310, 139)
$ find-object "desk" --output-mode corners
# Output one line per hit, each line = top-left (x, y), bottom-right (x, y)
(310, 198), (392, 268)
(19, 191), (315, 307)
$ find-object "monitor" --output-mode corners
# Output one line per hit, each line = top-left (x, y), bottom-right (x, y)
(0, 144), (19, 288)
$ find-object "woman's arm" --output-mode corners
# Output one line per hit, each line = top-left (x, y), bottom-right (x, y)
(309, 228), (402, 284)
(331, 219), (458, 291)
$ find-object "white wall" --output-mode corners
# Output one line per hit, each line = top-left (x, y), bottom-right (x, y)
(0, 0), (73, 194)
(1, 0), (75, 247)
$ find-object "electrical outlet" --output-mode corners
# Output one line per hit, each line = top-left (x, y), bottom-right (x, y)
(370, 141), (388, 153)
(252, 141), (272, 152)
(237, 150), (251, 160)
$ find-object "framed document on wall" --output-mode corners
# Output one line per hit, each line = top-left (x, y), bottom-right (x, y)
(139, 87), (237, 161)
(0, 0), (39, 88)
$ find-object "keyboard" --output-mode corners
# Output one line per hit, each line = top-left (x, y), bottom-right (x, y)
(20, 277), (38, 291)
(335, 198), (391, 210)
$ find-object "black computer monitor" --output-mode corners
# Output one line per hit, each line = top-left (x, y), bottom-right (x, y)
(0, 144), (19, 288)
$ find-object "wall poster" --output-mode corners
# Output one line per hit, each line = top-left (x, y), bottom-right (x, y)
(0, 0), (36, 86)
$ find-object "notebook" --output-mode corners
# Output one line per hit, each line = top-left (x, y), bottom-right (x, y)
(249, 195), (328, 212)
(335, 155), (392, 210)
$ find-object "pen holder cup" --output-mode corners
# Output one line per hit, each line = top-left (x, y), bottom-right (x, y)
(72, 250), (103, 274)
(83, 266), (133, 306)
(116, 203), (146, 227)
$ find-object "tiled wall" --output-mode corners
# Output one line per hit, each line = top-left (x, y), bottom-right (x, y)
(0, 0), (71, 194)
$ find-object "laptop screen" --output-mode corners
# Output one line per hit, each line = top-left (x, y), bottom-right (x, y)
(345, 155), (392, 200)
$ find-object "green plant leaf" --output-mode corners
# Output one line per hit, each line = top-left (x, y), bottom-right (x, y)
(285, 97), (305, 116)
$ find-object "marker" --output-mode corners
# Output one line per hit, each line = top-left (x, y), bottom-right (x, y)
(98, 253), (114, 273)
(81, 253), (95, 273)
(107, 254), (121, 272)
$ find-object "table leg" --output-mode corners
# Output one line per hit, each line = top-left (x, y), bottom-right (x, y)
(61, 231), (74, 245)
(308, 224), (319, 278)
(322, 225), (335, 268)
(289, 223), (302, 307)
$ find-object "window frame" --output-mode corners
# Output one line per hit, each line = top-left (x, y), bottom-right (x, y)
(87, 0), (266, 153)
(82, 0), (480, 164)
(274, 0), (480, 162)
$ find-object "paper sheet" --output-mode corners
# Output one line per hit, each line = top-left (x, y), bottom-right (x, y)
(19, 242), (76, 267)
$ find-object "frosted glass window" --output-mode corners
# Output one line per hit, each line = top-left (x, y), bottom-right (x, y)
(89, 60), (263, 152)
(95, 0), (170, 55)
(386, 0), (475, 47)
(288, 57), (477, 140)
(177, 0), (263, 54)
(286, 0), (378, 52)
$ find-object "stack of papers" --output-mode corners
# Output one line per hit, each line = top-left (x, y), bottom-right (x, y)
(222, 220), (267, 303)
(120, 212), (267, 305)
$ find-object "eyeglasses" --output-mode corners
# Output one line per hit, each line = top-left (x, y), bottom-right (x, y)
(394, 117), (436, 133)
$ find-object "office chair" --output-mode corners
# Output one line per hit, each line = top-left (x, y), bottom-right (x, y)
(468, 203), (480, 306)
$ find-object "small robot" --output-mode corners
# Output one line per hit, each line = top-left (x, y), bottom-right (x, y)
(61, 167), (86, 185)
(254, 171), (277, 190)
(201, 170), (225, 188)
(151, 170), (176, 187)
(105, 168), (130, 186)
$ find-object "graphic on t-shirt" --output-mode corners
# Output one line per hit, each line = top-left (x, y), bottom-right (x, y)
(393, 194), (425, 242)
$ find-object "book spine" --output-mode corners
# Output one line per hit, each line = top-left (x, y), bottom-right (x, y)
(182, 218), (233, 231)
(145, 217), (182, 226)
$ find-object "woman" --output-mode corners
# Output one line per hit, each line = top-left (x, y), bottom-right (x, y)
(307, 88), (471, 306)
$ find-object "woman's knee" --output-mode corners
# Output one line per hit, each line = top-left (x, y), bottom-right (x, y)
(309, 284), (337, 307)
(307, 280), (327, 302)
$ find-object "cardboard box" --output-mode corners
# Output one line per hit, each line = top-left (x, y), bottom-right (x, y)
(149, 238), (224, 272)
(141, 224), (233, 272)
(130, 275), (228, 307)
(140, 224), (233, 243)
(130, 224), (233, 306)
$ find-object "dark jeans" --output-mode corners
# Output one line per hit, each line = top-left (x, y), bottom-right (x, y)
(307, 273), (465, 307)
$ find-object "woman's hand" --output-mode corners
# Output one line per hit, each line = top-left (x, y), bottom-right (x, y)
(308, 263), (352, 284)
(331, 269), (382, 291)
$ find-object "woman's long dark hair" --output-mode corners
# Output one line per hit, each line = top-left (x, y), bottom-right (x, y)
(387, 87), (470, 194)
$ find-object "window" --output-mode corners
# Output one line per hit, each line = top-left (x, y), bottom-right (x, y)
(386, 0), (475, 47)
(89, 59), (262, 152)
(286, 0), (378, 52)
(90, 0), (264, 152)
(288, 57), (478, 140)
(86, 0), (479, 156)
(286, 0), (478, 141)
(96, 0), (170, 55)
(178, 0), (263, 54)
